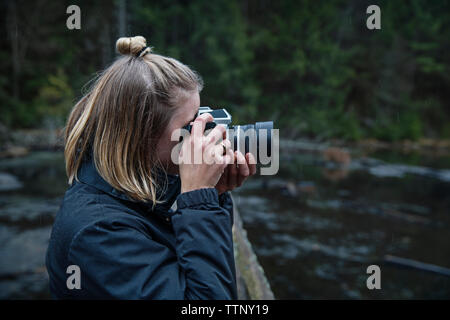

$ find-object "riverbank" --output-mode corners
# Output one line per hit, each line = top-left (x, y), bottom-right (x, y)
(2, 127), (450, 159)
(281, 138), (450, 157)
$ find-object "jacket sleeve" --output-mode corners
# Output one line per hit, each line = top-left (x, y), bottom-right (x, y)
(67, 188), (237, 300)
(172, 188), (237, 299)
(219, 191), (234, 227)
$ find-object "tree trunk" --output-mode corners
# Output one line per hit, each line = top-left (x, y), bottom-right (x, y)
(117, 0), (127, 37)
(8, 0), (20, 99)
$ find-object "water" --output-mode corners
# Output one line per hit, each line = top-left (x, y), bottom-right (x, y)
(0, 149), (449, 299)
(233, 148), (450, 299)
(0, 152), (66, 299)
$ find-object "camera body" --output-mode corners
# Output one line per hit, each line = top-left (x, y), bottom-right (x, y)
(182, 106), (273, 163)
(198, 106), (232, 126)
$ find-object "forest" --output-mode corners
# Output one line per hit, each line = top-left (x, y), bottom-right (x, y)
(1, 0), (450, 142)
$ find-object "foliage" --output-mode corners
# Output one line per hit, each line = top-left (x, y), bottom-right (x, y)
(1, 0), (449, 141)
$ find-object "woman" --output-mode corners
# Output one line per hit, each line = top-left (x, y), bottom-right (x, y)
(46, 36), (256, 299)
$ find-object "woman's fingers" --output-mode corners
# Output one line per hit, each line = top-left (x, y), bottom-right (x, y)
(206, 124), (227, 146)
(228, 151), (248, 188)
(215, 166), (228, 194)
(205, 139), (232, 165)
(246, 153), (257, 176)
(215, 150), (256, 194)
(227, 152), (238, 189)
(191, 113), (213, 150)
(221, 142), (234, 168)
(236, 151), (249, 186)
(183, 115), (257, 194)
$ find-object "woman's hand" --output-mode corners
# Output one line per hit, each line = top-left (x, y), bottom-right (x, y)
(179, 113), (234, 194)
(215, 151), (257, 195)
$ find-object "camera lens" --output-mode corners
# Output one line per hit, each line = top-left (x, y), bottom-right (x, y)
(180, 120), (274, 165)
(230, 121), (273, 164)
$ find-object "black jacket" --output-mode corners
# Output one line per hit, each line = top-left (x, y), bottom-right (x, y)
(45, 155), (237, 299)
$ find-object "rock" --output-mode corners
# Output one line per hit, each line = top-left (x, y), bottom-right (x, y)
(0, 172), (23, 191)
(0, 146), (29, 159)
(285, 182), (298, 197)
(0, 226), (52, 299)
(369, 165), (405, 178)
(0, 196), (60, 223)
(322, 168), (349, 181)
(0, 123), (9, 144)
(297, 181), (316, 194)
(10, 129), (64, 150)
(323, 147), (351, 166)
(0, 225), (51, 277)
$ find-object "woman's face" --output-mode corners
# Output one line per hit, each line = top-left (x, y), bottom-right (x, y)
(156, 90), (200, 174)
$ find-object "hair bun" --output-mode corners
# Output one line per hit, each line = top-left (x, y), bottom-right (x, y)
(116, 36), (150, 56)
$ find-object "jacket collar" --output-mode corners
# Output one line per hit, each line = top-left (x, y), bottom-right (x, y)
(76, 153), (181, 220)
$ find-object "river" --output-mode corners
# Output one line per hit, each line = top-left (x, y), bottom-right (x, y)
(0, 146), (449, 299)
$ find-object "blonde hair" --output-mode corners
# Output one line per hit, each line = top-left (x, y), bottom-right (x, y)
(64, 35), (203, 204)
